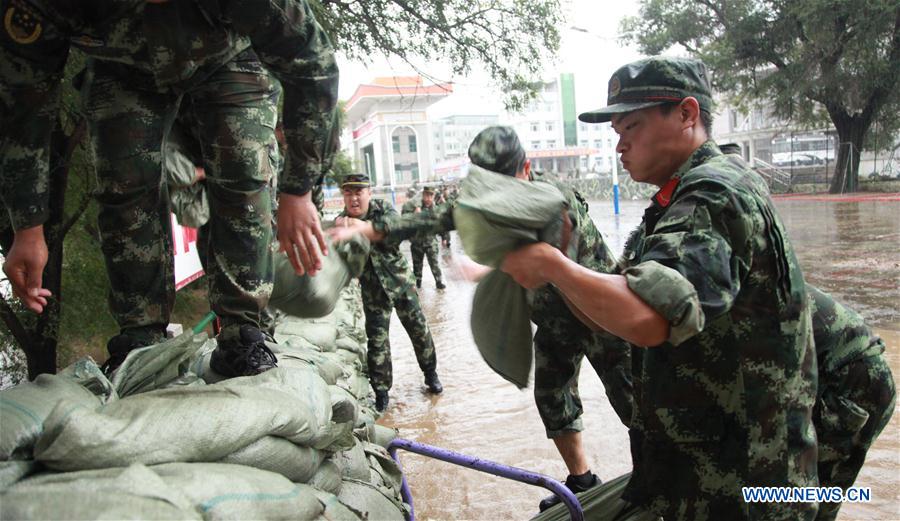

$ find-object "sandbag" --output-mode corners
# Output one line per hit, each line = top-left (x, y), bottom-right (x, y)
(275, 316), (338, 352)
(111, 332), (215, 397)
(0, 464), (200, 520)
(310, 460), (343, 495)
(218, 435), (324, 484)
(269, 236), (369, 318)
(470, 270), (534, 388)
(0, 359), (112, 460)
(454, 165), (566, 388)
(337, 480), (408, 521)
(34, 367), (338, 471)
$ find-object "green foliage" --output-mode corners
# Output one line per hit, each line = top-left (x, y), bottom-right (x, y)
(311, 0), (563, 110)
(622, 1), (900, 137)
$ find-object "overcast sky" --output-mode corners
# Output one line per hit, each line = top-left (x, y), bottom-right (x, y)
(336, 0), (647, 117)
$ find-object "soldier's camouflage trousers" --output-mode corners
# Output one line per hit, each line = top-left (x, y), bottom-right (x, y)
(362, 281), (437, 393)
(410, 238), (443, 286)
(533, 322), (634, 438)
(87, 50), (279, 336)
(814, 350), (895, 521)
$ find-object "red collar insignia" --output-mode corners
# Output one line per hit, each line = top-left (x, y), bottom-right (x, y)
(654, 177), (680, 207)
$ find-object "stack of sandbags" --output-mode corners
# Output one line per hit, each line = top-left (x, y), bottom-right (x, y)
(0, 284), (409, 520)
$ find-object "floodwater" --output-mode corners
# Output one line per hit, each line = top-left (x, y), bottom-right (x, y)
(380, 197), (900, 521)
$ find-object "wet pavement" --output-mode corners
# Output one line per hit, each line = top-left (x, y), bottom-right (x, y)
(379, 198), (899, 520)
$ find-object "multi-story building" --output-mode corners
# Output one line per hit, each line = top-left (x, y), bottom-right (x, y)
(431, 114), (499, 179)
(343, 76), (452, 188)
(506, 73), (618, 177)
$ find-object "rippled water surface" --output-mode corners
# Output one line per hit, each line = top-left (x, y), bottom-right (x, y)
(380, 198), (899, 520)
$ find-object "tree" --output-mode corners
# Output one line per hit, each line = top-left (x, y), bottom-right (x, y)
(311, 0), (563, 110)
(622, 0), (900, 193)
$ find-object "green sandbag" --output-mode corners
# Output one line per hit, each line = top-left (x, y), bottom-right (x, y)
(310, 459), (343, 495)
(154, 463), (327, 520)
(111, 332), (215, 397)
(531, 473), (659, 521)
(362, 442), (404, 493)
(218, 435), (324, 484)
(0, 463), (200, 520)
(0, 359), (113, 461)
(34, 367), (338, 471)
(275, 315), (339, 352)
(337, 480), (408, 521)
(269, 235), (369, 319)
(454, 165), (566, 267)
(0, 460), (36, 492)
(453, 165), (566, 388)
(470, 270), (534, 388)
(313, 489), (367, 520)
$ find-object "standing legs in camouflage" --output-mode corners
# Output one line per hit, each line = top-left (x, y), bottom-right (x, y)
(532, 326), (633, 511)
(362, 282), (441, 411)
(88, 51), (280, 377)
(410, 239), (444, 289)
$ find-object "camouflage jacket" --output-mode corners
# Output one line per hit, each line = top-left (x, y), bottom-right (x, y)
(0, 0), (337, 231)
(340, 198), (415, 302)
(620, 141), (817, 520)
(401, 200), (441, 246)
(808, 285), (885, 379)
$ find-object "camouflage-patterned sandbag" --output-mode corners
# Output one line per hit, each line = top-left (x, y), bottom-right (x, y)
(453, 165), (567, 387)
(269, 235), (370, 318)
(0, 359), (113, 461)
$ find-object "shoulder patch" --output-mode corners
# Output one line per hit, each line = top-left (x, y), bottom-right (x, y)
(4, 0), (42, 44)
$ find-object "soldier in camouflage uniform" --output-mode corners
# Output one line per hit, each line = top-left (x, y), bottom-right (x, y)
(0, 0), (338, 377)
(807, 285), (895, 521)
(336, 174), (442, 412)
(331, 127), (634, 510)
(502, 58), (818, 520)
(403, 186), (446, 290)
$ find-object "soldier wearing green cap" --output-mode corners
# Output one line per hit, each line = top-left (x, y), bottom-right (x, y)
(501, 57), (818, 520)
(336, 174), (443, 412)
(404, 185), (446, 290)
(329, 126), (634, 510)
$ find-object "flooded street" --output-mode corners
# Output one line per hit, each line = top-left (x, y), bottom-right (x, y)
(379, 197), (900, 520)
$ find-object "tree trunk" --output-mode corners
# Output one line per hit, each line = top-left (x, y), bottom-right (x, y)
(827, 109), (871, 194)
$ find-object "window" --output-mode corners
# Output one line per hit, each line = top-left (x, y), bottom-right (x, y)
(546, 140), (556, 149)
(606, 138), (612, 147)
(531, 141), (541, 150)
(392, 136), (400, 153)
(580, 140), (588, 148)
(546, 122), (554, 132)
(409, 134), (417, 152)
(530, 122), (539, 133)
(579, 123), (587, 132)
(581, 157), (588, 169)
(594, 139), (602, 148)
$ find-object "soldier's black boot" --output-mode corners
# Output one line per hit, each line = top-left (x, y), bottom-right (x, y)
(538, 471), (600, 512)
(375, 390), (390, 412)
(102, 326), (165, 376)
(424, 370), (443, 394)
(415, 278), (422, 289)
(435, 281), (446, 290)
(211, 324), (278, 378)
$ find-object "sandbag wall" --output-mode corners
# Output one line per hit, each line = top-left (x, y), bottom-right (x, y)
(0, 283), (410, 520)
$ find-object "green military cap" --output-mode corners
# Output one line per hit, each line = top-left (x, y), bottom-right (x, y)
(341, 173), (370, 188)
(422, 185), (435, 194)
(468, 126), (527, 177)
(579, 57), (714, 123)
